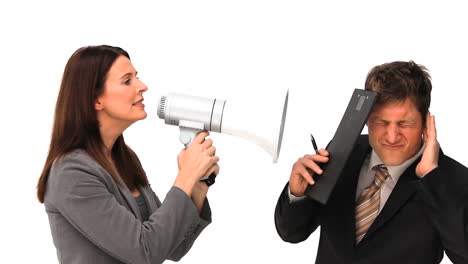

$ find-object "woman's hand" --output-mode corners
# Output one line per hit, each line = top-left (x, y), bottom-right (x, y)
(191, 163), (220, 214)
(174, 131), (219, 196)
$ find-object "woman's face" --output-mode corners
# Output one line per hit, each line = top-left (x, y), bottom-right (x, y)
(96, 55), (148, 127)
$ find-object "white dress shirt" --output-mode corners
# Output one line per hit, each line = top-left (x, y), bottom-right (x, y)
(355, 145), (424, 211)
(289, 144), (425, 213)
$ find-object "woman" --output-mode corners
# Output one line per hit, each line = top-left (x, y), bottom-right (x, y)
(37, 45), (219, 264)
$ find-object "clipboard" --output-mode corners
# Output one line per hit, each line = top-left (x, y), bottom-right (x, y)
(304, 89), (379, 204)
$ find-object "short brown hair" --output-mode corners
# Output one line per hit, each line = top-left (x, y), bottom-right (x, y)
(365, 61), (432, 123)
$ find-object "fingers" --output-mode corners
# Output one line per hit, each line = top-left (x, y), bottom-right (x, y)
(193, 131), (210, 144)
(202, 138), (214, 149)
(199, 136), (215, 156)
(318, 148), (329, 157)
(206, 145), (216, 156)
(192, 132), (215, 156)
(301, 157), (325, 175)
(205, 163), (220, 177)
(424, 112), (437, 142)
(291, 152), (330, 186)
(210, 155), (220, 165)
(302, 152), (329, 165)
(294, 164), (315, 185)
(200, 157), (219, 182)
(428, 113), (437, 138)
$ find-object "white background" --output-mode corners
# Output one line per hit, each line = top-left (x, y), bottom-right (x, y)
(1, 1), (467, 263)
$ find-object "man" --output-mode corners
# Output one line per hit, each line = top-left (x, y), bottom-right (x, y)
(275, 61), (468, 263)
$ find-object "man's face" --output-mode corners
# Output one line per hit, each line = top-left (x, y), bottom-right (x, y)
(367, 98), (424, 166)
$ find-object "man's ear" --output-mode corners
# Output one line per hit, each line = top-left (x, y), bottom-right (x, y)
(95, 98), (104, 111)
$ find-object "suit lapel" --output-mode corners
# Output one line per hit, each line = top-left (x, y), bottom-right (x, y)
(363, 156), (421, 240)
(116, 180), (143, 220)
(141, 185), (158, 213)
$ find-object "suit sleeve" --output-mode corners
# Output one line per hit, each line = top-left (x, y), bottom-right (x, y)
(149, 188), (211, 261)
(414, 155), (468, 263)
(274, 182), (323, 243)
(46, 156), (209, 264)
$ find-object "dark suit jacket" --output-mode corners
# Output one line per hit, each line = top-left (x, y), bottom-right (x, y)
(275, 135), (468, 264)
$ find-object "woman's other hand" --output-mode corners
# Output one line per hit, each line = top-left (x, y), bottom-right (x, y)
(174, 131), (219, 196)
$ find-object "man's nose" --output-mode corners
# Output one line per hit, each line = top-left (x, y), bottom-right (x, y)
(386, 123), (401, 144)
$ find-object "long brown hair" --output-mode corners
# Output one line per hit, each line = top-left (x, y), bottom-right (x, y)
(37, 45), (148, 203)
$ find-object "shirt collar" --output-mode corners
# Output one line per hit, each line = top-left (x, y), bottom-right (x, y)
(368, 143), (425, 183)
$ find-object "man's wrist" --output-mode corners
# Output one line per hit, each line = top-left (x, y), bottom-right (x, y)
(418, 165), (438, 178)
(288, 186), (307, 203)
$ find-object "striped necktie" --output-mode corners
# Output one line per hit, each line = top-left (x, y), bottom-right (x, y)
(355, 165), (390, 244)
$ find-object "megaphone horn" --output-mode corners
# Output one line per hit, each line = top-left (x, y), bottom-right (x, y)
(157, 90), (289, 163)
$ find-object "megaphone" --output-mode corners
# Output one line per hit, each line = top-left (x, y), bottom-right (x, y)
(157, 90), (289, 185)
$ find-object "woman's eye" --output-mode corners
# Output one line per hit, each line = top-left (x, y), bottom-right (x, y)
(124, 79), (131, 85)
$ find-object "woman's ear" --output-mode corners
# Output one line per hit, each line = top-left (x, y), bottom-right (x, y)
(95, 98), (104, 111)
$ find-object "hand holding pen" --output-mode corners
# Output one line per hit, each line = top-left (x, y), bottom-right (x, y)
(288, 134), (330, 196)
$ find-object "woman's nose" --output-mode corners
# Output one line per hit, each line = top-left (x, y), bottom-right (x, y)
(137, 80), (148, 93)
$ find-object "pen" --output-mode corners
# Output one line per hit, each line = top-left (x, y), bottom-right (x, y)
(310, 134), (319, 155)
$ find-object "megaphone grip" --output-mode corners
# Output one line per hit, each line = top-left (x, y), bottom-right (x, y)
(200, 173), (217, 186)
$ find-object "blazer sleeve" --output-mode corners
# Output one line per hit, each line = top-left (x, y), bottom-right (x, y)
(46, 154), (209, 264)
(149, 188), (211, 261)
(274, 182), (323, 243)
(414, 154), (468, 263)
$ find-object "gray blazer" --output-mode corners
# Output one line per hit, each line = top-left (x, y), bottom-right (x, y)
(44, 150), (211, 264)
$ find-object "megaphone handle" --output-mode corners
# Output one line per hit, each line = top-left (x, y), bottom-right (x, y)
(200, 173), (217, 186)
(179, 126), (217, 187)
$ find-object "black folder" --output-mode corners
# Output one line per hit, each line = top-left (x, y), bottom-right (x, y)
(304, 89), (379, 204)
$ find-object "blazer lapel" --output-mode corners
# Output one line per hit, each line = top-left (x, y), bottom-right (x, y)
(116, 181), (143, 220)
(141, 185), (158, 213)
(363, 157), (421, 239)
